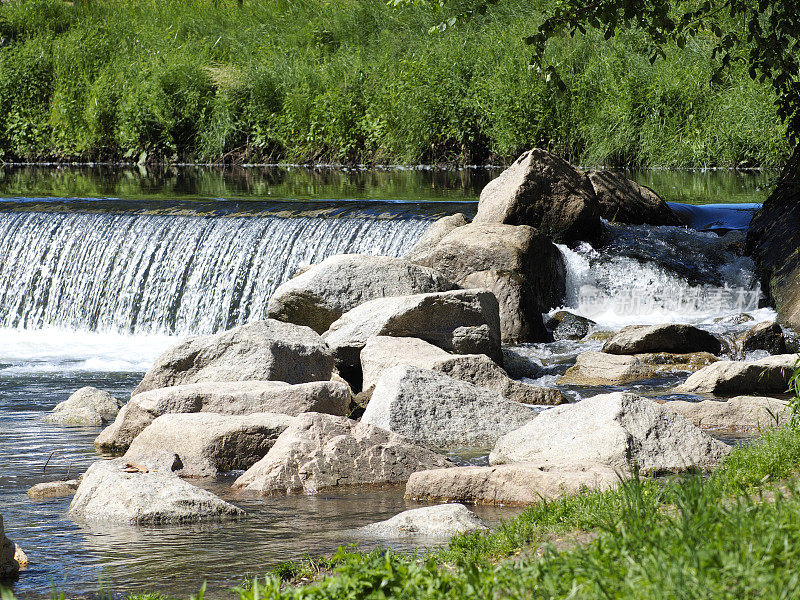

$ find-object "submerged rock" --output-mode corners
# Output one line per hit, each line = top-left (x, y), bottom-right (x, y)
(357, 504), (487, 538)
(27, 479), (80, 499)
(360, 336), (564, 405)
(472, 148), (602, 244)
(123, 412), (295, 477)
(44, 387), (124, 426)
(675, 355), (798, 395)
(266, 254), (456, 334)
(738, 321), (787, 355)
(587, 170), (680, 226)
(362, 366), (537, 451)
(133, 320), (334, 396)
(602, 324), (722, 356)
(410, 222), (564, 343)
(664, 396), (789, 432)
(405, 463), (619, 506)
(490, 392), (730, 473)
(322, 289), (502, 386)
(405, 213), (470, 260)
(0, 516), (18, 580)
(558, 351), (656, 385)
(69, 459), (244, 525)
(232, 412), (452, 495)
(95, 380), (349, 452)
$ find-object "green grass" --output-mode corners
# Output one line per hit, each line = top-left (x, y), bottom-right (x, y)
(0, 0), (789, 167)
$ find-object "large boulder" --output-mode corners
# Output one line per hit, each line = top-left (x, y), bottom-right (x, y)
(558, 351), (656, 385)
(361, 366), (537, 451)
(405, 464), (619, 506)
(360, 336), (564, 405)
(322, 289), (502, 386)
(664, 396), (789, 432)
(95, 380), (349, 452)
(405, 213), (470, 260)
(747, 147), (800, 329)
(0, 516), (18, 580)
(133, 320), (334, 396)
(738, 321), (787, 355)
(266, 255), (457, 334)
(675, 355), (798, 395)
(232, 412), (452, 495)
(123, 412), (295, 477)
(44, 387), (124, 425)
(69, 459), (244, 525)
(587, 170), (680, 226)
(410, 222), (564, 343)
(357, 504), (487, 538)
(472, 148), (602, 245)
(490, 392), (731, 473)
(602, 324), (722, 355)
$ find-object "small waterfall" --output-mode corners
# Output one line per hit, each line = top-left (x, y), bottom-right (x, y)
(0, 209), (431, 335)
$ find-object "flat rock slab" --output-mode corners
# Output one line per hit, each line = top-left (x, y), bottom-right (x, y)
(69, 459), (244, 525)
(44, 387), (123, 426)
(490, 392), (730, 474)
(95, 380), (349, 452)
(602, 324), (721, 355)
(361, 336), (564, 405)
(405, 464), (619, 506)
(133, 320), (334, 396)
(362, 366), (537, 451)
(233, 412), (452, 495)
(27, 480), (80, 499)
(664, 396), (789, 432)
(124, 412), (295, 477)
(267, 254), (456, 334)
(558, 351), (656, 385)
(676, 354), (798, 395)
(357, 504), (487, 538)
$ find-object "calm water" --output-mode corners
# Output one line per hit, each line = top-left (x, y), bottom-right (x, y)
(0, 166), (775, 598)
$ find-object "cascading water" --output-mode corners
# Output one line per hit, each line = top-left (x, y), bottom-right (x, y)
(0, 208), (432, 335)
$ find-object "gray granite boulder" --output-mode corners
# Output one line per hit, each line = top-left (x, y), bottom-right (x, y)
(664, 396), (789, 432)
(133, 320), (334, 396)
(361, 366), (537, 451)
(490, 392), (731, 473)
(69, 459), (244, 525)
(558, 351), (656, 385)
(232, 412), (452, 495)
(602, 324), (721, 356)
(675, 355), (798, 395)
(405, 213), (470, 260)
(587, 170), (680, 226)
(123, 412), (295, 477)
(95, 380), (349, 452)
(44, 387), (124, 426)
(357, 504), (487, 538)
(267, 254), (457, 334)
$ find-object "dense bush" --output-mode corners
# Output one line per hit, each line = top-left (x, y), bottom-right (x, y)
(0, 0), (788, 166)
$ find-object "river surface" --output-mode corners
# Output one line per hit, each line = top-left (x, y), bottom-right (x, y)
(0, 166), (780, 598)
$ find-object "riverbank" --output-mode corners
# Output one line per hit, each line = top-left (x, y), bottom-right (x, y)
(0, 0), (789, 167)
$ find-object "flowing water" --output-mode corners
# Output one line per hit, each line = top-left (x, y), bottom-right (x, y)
(0, 165), (780, 598)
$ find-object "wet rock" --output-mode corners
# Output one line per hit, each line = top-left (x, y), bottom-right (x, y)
(405, 464), (619, 506)
(664, 396), (789, 432)
(266, 255), (457, 334)
(0, 516), (18, 580)
(637, 351), (719, 372)
(133, 320), (334, 396)
(357, 504), (487, 538)
(546, 311), (595, 341)
(69, 459), (244, 525)
(405, 213), (470, 260)
(501, 347), (543, 379)
(13, 545), (27, 570)
(587, 170), (680, 226)
(602, 324), (722, 356)
(558, 351), (656, 385)
(123, 412), (295, 477)
(95, 380), (349, 452)
(410, 222), (564, 343)
(361, 366), (537, 451)
(738, 321), (787, 355)
(232, 412), (452, 495)
(44, 387), (124, 426)
(472, 148), (602, 245)
(490, 392), (731, 473)
(360, 336), (564, 405)
(322, 289), (502, 386)
(27, 480), (80, 499)
(675, 355), (798, 395)
(714, 313), (755, 326)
